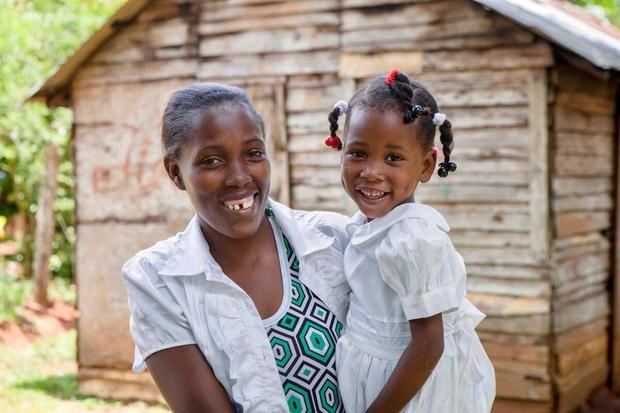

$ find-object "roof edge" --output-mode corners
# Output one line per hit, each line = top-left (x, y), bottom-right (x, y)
(28, 0), (152, 107)
(473, 0), (620, 71)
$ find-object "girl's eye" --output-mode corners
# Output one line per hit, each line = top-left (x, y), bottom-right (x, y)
(247, 149), (265, 159)
(348, 151), (366, 159)
(386, 154), (404, 162)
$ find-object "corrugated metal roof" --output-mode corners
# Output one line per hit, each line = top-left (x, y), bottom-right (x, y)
(31, 0), (620, 105)
(473, 0), (620, 71)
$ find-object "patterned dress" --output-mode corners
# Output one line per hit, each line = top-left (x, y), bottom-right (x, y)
(264, 214), (345, 413)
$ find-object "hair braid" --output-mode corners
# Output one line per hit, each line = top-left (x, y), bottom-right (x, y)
(437, 119), (456, 177)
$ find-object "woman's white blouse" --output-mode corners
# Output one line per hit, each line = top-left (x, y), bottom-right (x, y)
(122, 200), (351, 412)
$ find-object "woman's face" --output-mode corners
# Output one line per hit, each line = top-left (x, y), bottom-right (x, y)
(165, 105), (271, 240)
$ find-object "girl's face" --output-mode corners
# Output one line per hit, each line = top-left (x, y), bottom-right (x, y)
(341, 108), (436, 220)
(165, 105), (270, 240)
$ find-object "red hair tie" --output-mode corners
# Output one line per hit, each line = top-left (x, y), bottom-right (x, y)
(385, 69), (399, 86)
(325, 135), (343, 150)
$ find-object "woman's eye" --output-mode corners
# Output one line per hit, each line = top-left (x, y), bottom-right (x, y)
(202, 157), (223, 167)
(386, 154), (404, 162)
(248, 149), (265, 159)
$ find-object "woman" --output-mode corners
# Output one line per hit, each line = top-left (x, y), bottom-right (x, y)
(122, 83), (350, 412)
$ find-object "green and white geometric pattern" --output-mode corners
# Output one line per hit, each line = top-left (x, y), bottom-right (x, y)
(266, 233), (344, 413)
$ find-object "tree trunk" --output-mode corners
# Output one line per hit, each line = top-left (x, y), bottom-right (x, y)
(32, 142), (59, 306)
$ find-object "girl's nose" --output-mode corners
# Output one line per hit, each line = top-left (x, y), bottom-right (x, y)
(224, 161), (252, 187)
(360, 164), (384, 182)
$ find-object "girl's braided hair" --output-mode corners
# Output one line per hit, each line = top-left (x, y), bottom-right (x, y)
(326, 69), (456, 177)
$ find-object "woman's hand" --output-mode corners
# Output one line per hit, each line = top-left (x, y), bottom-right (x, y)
(145, 344), (236, 413)
(366, 313), (444, 413)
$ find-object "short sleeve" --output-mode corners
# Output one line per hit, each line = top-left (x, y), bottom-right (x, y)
(375, 218), (460, 320)
(122, 256), (196, 372)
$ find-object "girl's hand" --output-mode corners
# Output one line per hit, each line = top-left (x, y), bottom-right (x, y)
(365, 313), (444, 413)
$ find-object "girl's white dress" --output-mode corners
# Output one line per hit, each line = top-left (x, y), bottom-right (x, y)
(337, 203), (495, 413)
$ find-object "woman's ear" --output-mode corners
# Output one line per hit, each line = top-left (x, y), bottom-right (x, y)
(420, 147), (437, 183)
(164, 157), (186, 190)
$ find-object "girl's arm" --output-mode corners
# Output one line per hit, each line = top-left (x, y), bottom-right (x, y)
(145, 344), (236, 413)
(366, 313), (444, 413)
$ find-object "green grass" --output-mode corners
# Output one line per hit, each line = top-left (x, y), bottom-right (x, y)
(0, 329), (169, 412)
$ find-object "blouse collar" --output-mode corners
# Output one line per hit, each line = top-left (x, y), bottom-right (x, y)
(347, 202), (450, 246)
(158, 199), (334, 277)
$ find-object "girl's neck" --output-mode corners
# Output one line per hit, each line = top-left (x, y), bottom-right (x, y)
(201, 217), (274, 268)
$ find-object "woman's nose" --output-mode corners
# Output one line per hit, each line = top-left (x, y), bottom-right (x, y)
(224, 161), (252, 187)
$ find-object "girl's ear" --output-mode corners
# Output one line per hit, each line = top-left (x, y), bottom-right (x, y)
(164, 157), (186, 190)
(419, 148), (437, 183)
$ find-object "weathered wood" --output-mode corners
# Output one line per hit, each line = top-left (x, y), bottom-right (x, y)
(342, 0), (481, 30)
(32, 142), (60, 306)
(528, 69), (550, 262)
(553, 232), (609, 254)
(340, 44), (552, 77)
(556, 91), (615, 115)
(485, 341), (549, 366)
(198, 51), (339, 79)
(613, 87), (620, 393)
(553, 252), (610, 286)
(553, 193), (613, 213)
(467, 264), (549, 281)
(554, 106), (615, 134)
(286, 79), (356, 113)
(555, 132), (613, 156)
(468, 276), (551, 297)
(554, 273), (608, 299)
(199, 12), (339, 36)
(199, 28), (338, 57)
(555, 353), (608, 413)
(491, 399), (552, 413)
(553, 291), (610, 333)
(554, 154), (614, 177)
(339, 52), (423, 78)
(478, 313), (550, 335)
(201, 0), (339, 21)
(469, 293), (549, 317)
(552, 177), (613, 197)
(74, 59), (197, 88)
(554, 211), (611, 238)
(555, 283), (607, 307)
(555, 318), (608, 354)
(495, 370), (552, 401)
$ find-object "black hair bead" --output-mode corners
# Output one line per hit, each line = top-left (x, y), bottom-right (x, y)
(447, 161), (457, 172)
(412, 105), (424, 118)
(438, 166), (448, 178)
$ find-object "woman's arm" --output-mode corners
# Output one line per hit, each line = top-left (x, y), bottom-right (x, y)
(366, 313), (444, 413)
(145, 344), (236, 413)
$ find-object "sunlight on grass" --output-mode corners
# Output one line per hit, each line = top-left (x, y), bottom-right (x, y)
(0, 330), (168, 412)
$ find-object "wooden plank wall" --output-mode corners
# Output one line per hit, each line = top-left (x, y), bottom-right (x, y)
(550, 64), (617, 413)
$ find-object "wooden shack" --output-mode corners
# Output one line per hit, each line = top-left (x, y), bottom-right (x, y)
(32, 0), (620, 411)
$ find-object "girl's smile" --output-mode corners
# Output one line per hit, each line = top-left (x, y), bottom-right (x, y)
(341, 108), (436, 220)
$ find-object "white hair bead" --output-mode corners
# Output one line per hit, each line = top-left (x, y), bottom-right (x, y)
(432, 112), (447, 127)
(334, 100), (349, 114)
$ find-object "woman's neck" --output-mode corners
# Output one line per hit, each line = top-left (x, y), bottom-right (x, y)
(201, 217), (275, 269)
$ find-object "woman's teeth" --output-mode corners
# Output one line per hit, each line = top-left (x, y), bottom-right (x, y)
(360, 190), (386, 200)
(224, 196), (255, 211)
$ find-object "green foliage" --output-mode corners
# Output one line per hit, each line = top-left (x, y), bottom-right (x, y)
(0, 276), (32, 323)
(0, 0), (123, 280)
(569, 0), (620, 26)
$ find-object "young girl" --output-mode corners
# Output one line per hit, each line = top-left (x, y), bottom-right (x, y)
(326, 70), (495, 413)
